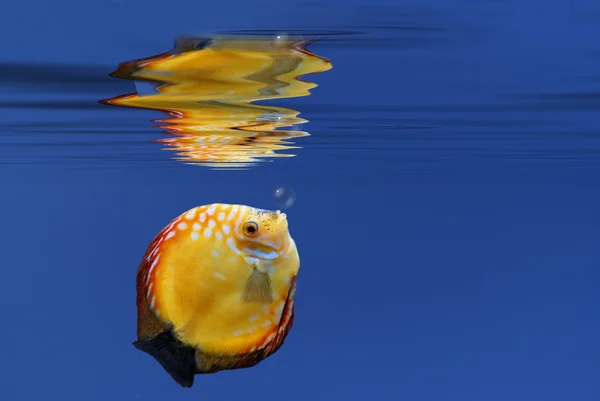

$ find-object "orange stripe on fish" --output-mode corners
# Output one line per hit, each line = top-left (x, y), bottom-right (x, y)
(134, 203), (300, 387)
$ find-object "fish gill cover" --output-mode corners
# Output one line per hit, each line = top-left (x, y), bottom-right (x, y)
(99, 34), (332, 169)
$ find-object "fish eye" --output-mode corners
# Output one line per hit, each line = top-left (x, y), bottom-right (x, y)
(243, 221), (259, 237)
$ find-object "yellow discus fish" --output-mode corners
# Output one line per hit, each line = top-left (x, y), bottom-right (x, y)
(134, 203), (300, 387)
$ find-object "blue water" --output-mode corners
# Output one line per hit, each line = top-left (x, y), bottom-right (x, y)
(1, 1), (599, 400)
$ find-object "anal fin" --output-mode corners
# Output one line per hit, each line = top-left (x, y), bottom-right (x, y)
(133, 330), (197, 388)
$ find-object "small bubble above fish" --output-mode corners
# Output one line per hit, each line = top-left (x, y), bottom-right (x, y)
(273, 186), (296, 209)
(273, 32), (304, 46)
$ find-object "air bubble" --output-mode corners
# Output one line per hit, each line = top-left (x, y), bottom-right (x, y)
(273, 186), (296, 210)
(274, 33), (290, 44)
(270, 32), (304, 50)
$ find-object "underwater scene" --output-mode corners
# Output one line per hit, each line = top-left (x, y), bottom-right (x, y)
(0, 1), (599, 400)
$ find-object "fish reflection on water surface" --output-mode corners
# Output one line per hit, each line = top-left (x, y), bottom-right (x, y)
(100, 35), (332, 169)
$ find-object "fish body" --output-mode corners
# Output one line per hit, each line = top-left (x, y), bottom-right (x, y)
(135, 203), (300, 387)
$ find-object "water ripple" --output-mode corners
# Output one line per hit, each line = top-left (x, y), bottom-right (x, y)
(0, 5), (598, 176)
(100, 35), (332, 169)
(0, 62), (126, 95)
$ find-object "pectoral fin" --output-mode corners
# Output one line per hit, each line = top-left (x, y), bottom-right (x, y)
(133, 330), (197, 388)
(242, 268), (273, 303)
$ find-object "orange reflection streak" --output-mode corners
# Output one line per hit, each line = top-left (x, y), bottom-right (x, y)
(100, 36), (332, 169)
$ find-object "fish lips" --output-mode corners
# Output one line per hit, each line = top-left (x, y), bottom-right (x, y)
(241, 232), (290, 260)
(242, 243), (283, 260)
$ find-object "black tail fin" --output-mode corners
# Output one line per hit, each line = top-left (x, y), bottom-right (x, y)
(133, 330), (197, 388)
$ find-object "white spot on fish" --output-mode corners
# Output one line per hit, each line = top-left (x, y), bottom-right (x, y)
(199, 213), (206, 223)
(249, 314), (258, 323)
(232, 329), (244, 337)
(148, 254), (160, 280)
(193, 223), (201, 231)
(147, 282), (153, 298)
(155, 310), (160, 317)
(218, 212), (225, 221)
(216, 231), (223, 241)
(150, 296), (156, 309)
(208, 219), (216, 229)
(228, 206), (239, 221)
(235, 208), (245, 233)
(261, 305), (270, 314)
(211, 249), (220, 258)
(178, 222), (187, 230)
(261, 320), (272, 328)
(166, 231), (175, 240)
(213, 272), (227, 280)
(185, 209), (196, 219)
(244, 256), (259, 265)
(204, 228), (212, 238)
(227, 237), (242, 255)
(283, 276), (291, 285)
(250, 347), (256, 352)
(149, 245), (159, 258)
(247, 326), (256, 334)
(191, 232), (199, 241)
(207, 204), (216, 216)
(222, 225), (231, 235)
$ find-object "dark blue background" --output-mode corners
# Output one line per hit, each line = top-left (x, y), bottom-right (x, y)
(1, 1), (599, 400)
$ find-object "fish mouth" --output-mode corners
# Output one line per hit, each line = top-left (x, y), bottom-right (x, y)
(275, 210), (288, 231)
(242, 243), (281, 260)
